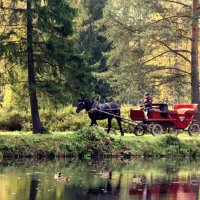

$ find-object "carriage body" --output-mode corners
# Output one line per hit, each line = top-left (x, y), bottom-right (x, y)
(130, 104), (199, 135)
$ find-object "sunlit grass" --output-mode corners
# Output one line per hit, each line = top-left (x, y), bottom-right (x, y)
(0, 131), (200, 141)
(111, 132), (200, 141)
(0, 131), (73, 136)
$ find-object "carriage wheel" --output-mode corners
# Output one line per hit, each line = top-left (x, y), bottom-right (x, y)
(188, 123), (200, 136)
(134, 124), (146, 136)
(151, 124), (163, 136)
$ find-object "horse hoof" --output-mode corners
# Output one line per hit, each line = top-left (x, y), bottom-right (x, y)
(104, 128), (109, 133)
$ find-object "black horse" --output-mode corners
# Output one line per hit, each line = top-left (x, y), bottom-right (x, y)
(76, 99), (124, 136)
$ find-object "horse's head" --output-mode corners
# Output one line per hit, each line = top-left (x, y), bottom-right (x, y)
(76, 99), (86, 113)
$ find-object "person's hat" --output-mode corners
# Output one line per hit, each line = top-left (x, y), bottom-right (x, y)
(144, 92), (150, 96)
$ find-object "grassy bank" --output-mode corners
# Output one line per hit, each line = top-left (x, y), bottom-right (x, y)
(0, 127), (200, 159)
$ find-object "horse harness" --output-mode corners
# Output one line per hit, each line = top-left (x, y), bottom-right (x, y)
(87, 101), (120, 118)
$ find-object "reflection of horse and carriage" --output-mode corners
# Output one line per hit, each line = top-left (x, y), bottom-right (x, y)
(129, 178), (197, 200)
(76, 95), (200, 137)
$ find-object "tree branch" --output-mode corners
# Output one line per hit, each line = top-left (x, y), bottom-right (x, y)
(0, 41), (24, 44)
(1, 24), (26, 27)
(109, 12), (191, 37)
(163, 0), (191, 8)
(143, 51), (170, 64)
(34, 60), (57, 67)
(154, 38), (191, 63)
(177, 34), (191, 41)
(109, 12), (142, 34)
(151, 14), (191, 26)
(143, 48), (191, 65)
(154, 74), (187, 86)
(0, 5), (26, 12)
(155, 67), (190, 75)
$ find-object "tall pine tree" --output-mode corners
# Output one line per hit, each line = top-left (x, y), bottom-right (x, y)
(0, 0), (90, 132)
(76, 0), (113, 100)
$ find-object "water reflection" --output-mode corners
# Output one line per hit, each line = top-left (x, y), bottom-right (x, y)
(87, 171), (122, 197)
(129, 178), (198, 200)
(29, 176), (39, 200)
(0, 158), (199, 200)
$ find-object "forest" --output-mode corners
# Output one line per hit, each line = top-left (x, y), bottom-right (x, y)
(0, 0), (199, 133)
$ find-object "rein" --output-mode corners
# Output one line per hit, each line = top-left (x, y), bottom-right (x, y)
(87, 108), (95, 114)
(87, 100), (99, 114)
(87, 102), (119, 114)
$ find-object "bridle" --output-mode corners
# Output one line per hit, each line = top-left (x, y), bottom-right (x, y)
(87, 101), (98, 114)
(77, 101), (85, 112)
(78, 102), (85, 106)
(78, 100), (97, 114)
(87, 96), (101, 114)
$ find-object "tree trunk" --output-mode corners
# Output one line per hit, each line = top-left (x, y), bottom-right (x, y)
(27, 0), (46, 133)
(191, 0), (199, 104)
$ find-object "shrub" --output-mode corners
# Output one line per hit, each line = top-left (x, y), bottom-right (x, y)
(0, 104), (135, 132)
(0, 152), (3, 160)
(75, 126), (116, 158)
(6, 114), (23, 131)
(41, 106), (90, 131)
(161, 135), (180, 146)
(0, 119), (7, 130)
(0, 113), (25, 131)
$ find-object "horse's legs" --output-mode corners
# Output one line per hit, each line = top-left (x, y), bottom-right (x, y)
(116, 111), (124, 136)
(107, 117), (112, 133)
(117, 119), (124, 136)
(91, 120), (97, 126)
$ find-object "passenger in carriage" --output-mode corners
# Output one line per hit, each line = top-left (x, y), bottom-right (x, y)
(140, 92), (153, 119)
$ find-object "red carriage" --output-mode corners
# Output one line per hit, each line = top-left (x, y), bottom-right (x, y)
(130, 104), (200, 136)
(76, 98), (200, 136)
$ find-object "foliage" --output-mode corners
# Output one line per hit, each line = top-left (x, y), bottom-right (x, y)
(0, 0), (199, 132)
(0, 151), (3, 160)
(119, 134), (200, 158)
(0, 104), (135, 132)
(101, 0), (193, 103)
(0, 0), (94, 133)
(0, 110), (30, 131)
(0, 132), (200, 159)
(75, 126), (117, 157)
(40, 105), (91, 131)
(0, 128), (121, 158)
(75, 0), (113, 99)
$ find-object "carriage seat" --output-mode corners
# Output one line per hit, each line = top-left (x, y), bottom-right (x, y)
(147, 103), (168, 119)
(173, 104), (198, 115)
(151, 103), (168, 113)
(151, 106), (160, 112)
(153, 103), (168, 118)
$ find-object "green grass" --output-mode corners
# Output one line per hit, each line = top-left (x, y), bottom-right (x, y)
(0, 130), (199, 141)
(0, 129), (200, 159)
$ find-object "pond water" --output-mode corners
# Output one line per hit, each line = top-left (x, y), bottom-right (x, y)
(0, 158), (200, 200)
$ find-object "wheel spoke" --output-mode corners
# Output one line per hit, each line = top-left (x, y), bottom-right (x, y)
(151, 124), (163, 136)
(188, 123), (200, 136)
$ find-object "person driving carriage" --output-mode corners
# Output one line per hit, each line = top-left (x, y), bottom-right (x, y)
(140, 92), (153, 119)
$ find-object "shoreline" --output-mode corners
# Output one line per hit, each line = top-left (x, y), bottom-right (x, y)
(0, 127), (200, 159)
